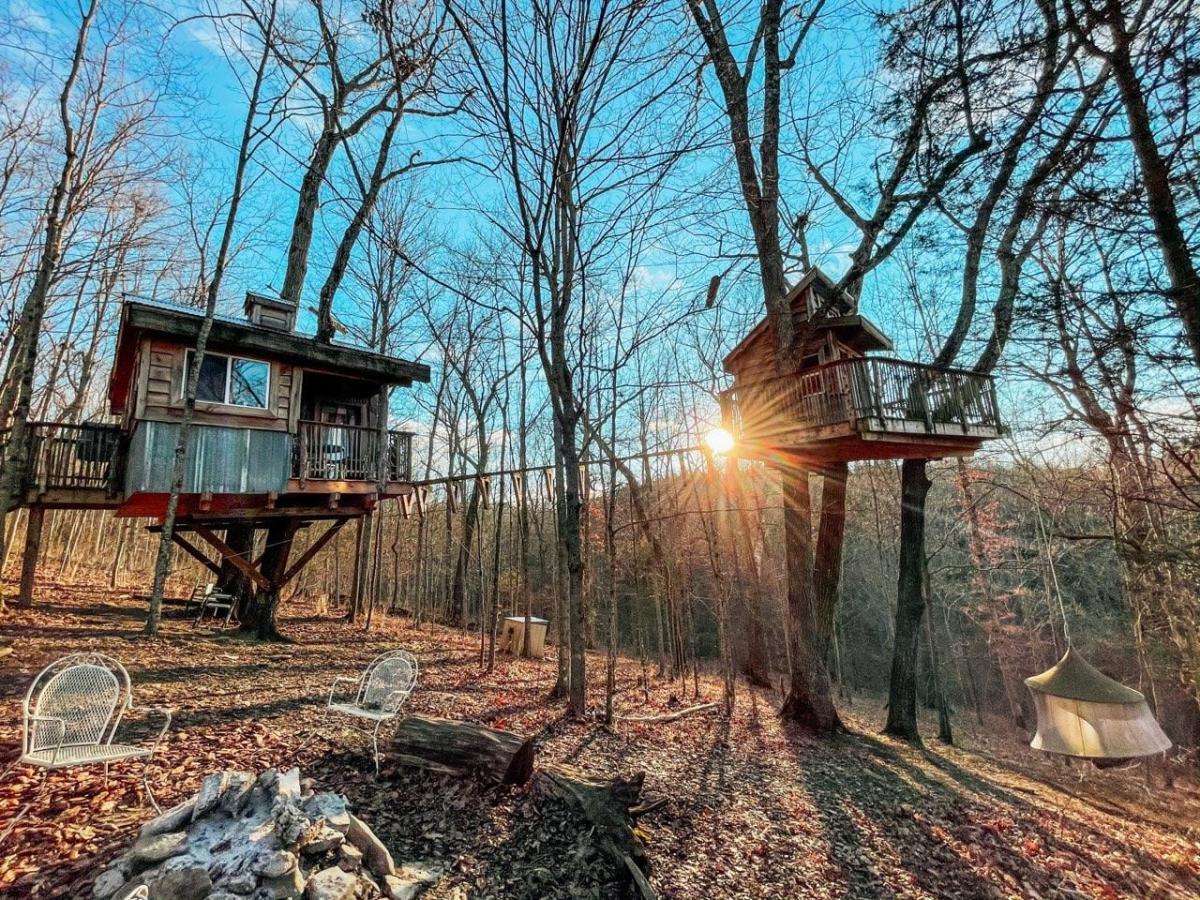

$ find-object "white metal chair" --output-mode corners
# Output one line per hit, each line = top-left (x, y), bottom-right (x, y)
(326, 649), (417, 774)
(1, 653), (171, 827)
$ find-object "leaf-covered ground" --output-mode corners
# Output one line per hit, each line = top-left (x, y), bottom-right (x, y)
(2, 583), (1199, 898)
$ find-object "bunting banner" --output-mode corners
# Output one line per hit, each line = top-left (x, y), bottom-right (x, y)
(479, 476), (492, 509)
(511, 471), (525, 505)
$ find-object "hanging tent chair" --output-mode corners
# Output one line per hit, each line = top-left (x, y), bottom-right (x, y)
(1025, 646), (1171, 761)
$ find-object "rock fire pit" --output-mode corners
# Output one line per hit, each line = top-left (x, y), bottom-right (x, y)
(93, 768), (441, 900)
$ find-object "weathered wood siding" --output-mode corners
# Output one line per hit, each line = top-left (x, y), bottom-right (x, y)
(125, 420), (290, 494)
(135, 337), (295, 431)
(728, 285), (860, 390)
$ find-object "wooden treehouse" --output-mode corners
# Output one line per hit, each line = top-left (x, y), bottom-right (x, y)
(719, 269), (1003, 464)
(3, 293), (430, 611)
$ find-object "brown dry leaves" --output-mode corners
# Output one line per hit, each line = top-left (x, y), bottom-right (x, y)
(2, 583), (1199, 899)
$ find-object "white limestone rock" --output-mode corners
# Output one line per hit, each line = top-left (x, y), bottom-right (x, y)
(275, 767), (302, 802)
(221, 771), (256, 815)
(254, 849), (299, 879)
(258, 865), (306, 900)
(192, 771), (231, 821)
(304, 866), (359, 900)
(303, 792), (351, 835)
(346, 812), (395, 878)
(383, 863), (441, 900)
(129, 831), (188, 866)
(300, 826), (345, 855)
(142, 856), (212, 900)
(138, 799), (196, 839)
(336, 843), (363, 873)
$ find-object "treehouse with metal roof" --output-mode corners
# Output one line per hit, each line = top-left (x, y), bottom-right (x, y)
(3, 292), (430, 621)
(719, 268), (1003, 463)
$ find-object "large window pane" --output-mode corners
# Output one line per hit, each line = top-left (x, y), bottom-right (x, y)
(195, 354), (228, 403)
(230, 358), (269, 408)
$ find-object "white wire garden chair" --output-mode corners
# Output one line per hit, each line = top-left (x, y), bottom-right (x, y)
(1, 652), (171, 825)
(326, 649), (418, 774)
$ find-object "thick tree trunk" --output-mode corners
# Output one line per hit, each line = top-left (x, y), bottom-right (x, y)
(728, 460), (770, 687)
(560, 435), (587, 716)
(450, 479), (483, 625)
(883, 459), (932, 743)
(779, 465), (842, 731)
(392, 715), (535, 785)
(219, 524), (256, 619)
(811, 463), (849, 660)
(243, 520), (297, 641)
(18, 506), (44, 609)
(279, 129), (338, 310)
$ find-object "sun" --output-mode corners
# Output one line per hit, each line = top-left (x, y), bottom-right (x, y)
(705, 427), (735, 455)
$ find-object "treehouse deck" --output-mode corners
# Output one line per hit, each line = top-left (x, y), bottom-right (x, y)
(2, 419), (416, 518)
(720, 356), (1003, 463)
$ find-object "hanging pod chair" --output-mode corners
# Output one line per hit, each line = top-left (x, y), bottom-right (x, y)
(1025, 646), (1171, 761)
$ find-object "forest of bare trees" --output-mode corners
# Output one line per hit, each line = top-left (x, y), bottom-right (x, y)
(2, 0), (1199, 758)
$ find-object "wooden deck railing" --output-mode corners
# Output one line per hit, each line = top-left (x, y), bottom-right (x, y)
(293, 420), (414, 483)
(0, 422), (124, 494)
(721, 357), (1001, 438)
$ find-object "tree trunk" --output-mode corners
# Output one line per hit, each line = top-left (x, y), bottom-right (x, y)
(533, 763), (651, 884)
(779, 465), (842, 731)
(279, 129), (339, 310)
(244, 519), (297, 641)
(392, 715), (535, 785)
(1105, 30), (1200, 369)
(18, 506), (45, 609)
(219, 524), (256, 619)
(883, 458), (932, 743)
(450, 479), (483, 625)
(812, 463), (849, 661)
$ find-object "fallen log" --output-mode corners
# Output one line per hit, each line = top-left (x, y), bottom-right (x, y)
(614, 701), (719, 724)
(534, 763), (655, 898)
(391, 715), (535, 785)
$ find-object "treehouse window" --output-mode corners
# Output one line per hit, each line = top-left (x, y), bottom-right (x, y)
(185, 351), (269, 409)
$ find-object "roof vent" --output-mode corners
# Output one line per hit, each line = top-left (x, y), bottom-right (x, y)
(244, 291), (297, 332)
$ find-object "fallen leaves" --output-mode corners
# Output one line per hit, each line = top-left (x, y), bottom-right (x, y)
(1, 584), (1200, 899)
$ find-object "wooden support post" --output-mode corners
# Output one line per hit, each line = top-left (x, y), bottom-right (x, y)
(18, 506), (45, 609)
(192, 525), (271, 592)
(279, 517), (347, 589)
(219, 523), (257, 618)
(169, 531), (222, 577)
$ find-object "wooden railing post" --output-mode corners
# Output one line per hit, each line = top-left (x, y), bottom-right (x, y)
(298, 424), (309, 487)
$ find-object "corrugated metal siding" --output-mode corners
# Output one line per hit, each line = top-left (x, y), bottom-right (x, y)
(126, 421), (290, 494)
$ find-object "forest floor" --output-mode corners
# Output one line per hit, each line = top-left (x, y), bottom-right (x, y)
(1, 584), (1199, 899)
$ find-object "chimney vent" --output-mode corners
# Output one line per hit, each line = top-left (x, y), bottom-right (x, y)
(244, 291), (297, 332)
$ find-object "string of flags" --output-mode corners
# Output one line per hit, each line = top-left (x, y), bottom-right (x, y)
(392, 446), (750, 520)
